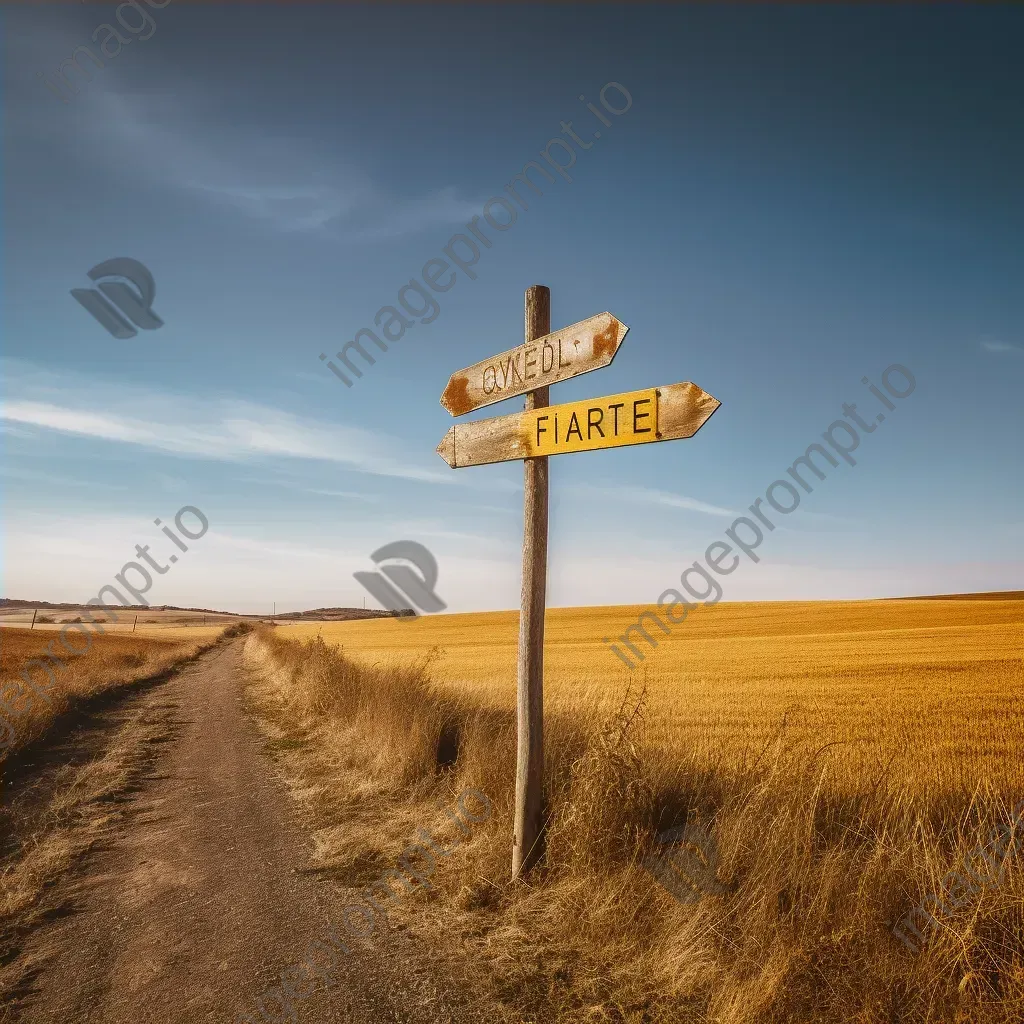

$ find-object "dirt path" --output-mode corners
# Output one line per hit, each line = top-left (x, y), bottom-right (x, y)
(5, 640), (491, 1024)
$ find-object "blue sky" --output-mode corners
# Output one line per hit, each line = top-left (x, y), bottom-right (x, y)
(2, 3), (1022, 614)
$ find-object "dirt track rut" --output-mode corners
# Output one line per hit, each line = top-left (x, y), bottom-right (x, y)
(7, 640), (488, 1024)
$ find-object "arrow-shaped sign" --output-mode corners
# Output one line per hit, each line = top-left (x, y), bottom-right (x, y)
(440, 312), (628, 416)
(436, 381), (720, 468)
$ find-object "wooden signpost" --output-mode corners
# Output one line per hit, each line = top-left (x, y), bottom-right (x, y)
(436, 286), (720, 881)
(440, 312), (628, 416)
(437, 382), (720, 468)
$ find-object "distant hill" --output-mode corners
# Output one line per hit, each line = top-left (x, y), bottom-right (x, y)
(0, 598), (237, 614)
(884, 590), (1024, 601)
(0, 598), (403, 620)
(271, 607), (406, 620)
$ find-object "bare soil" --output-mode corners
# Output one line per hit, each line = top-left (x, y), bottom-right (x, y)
(0, 640), (498, 1024)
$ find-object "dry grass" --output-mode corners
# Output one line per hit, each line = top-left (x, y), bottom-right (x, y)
(246, 599), (1024, 1023)
(0, 625), (229, 762)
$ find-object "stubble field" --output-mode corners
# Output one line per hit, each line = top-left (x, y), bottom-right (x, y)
(0, 604), (240, 644)
(0, 621), (232, 762)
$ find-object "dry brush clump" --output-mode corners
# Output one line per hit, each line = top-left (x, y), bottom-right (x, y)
(243, 625), (1024, 1024)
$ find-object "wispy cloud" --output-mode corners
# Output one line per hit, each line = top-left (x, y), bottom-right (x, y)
(304, 488), (380, 501)
(569, 482), (857, 529)
(231, 475), (381, 501)
(182, 172), (481, 240)
(1, 363), (449, 484)
(980, 339), (1021, 354)
(0, 465), (132, 491)
(382, 520), (500, 546)
(19, 64), (483, 239)
(574, 482), (735, 517)
(777, 508), (860, 529)
(185, 181), (366, 234)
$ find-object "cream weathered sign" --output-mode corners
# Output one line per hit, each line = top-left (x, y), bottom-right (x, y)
(439, 312), (628, 416)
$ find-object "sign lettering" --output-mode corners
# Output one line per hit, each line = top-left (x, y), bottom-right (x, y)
(436, 382), (720, 469)
(440, 313), (629, 416)
(530, 390), (658, 456)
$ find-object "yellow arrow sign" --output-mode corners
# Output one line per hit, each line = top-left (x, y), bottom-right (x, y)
(436, 382), (720, 468)
(439, 312), (628, 416)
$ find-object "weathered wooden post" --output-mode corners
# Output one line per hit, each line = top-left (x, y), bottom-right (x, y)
(436, 291), (720, 881)
(513, 284), (550, 879)
(30, 609), (38, 630)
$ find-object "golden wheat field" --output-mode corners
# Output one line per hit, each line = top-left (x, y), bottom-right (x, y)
(250, 596), (1024, 1022)
(279, 597), (1024, 798)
